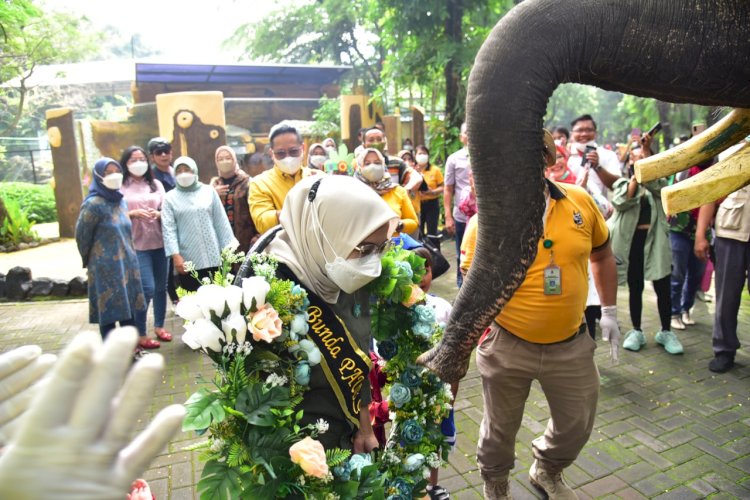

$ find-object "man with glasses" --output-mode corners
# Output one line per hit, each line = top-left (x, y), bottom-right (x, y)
(249, 122), (319, 234)
(148, 137), (176, 192)
(567, 114), (621, 199)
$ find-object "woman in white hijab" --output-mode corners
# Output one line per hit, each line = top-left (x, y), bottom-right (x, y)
(239, 175), (397, 452)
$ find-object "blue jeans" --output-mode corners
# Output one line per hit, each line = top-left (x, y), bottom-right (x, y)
(454, 219), (467, 288)
(670, 232), (706, 315)
(135, 247), (169, 336)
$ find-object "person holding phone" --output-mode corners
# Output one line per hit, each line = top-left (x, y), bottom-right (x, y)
(567, 114), (622, 198)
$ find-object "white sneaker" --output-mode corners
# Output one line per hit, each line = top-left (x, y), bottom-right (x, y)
(529, 460), (577, 499)
(681, 310), (695, 326)
(670, 315), (686, 331)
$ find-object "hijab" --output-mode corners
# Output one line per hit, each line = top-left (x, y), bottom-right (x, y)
(174, 156), (201, 192)
(354, 147), (395, 195)
(266, 175), (397, 303)
(85, 157), (123, 202)
(214, 145), (240, 177)
(307, 143), (326, 169)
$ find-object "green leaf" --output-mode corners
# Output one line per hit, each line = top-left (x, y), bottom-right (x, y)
(197, 460), (252, 500)
(236, 383), (291, 427)
(246, 427), (294, 464)
(183, 389), (226, 432)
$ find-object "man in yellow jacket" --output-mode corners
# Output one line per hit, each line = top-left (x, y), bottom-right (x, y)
(249, 122), (319, 234)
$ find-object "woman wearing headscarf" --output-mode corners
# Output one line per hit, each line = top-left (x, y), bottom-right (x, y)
(162, 156), (237, 292)
(306, 142), (327, 170)
(210, 146), (257, 254)
(75, 158), (145, 340)
(355, 147), (418, 236)
(238, 175), (397, 452)
(120, 145), (170, 349)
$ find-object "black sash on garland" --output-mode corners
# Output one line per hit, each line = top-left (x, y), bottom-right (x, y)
(271, 261), (371, 427)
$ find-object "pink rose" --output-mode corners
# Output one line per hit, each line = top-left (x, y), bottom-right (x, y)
(248, 304), (283, 343)
(401, 284), (426, 308)
(289, 437), (329, 478)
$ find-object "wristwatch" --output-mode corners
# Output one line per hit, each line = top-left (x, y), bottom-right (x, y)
(396, 221), (404, 232)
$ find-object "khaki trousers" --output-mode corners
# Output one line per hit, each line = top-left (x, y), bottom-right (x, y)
(476, 322), (599, 480)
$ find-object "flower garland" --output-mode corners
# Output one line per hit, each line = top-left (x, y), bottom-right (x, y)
(178, 250), (385, 499)
(367, 246), (453, 499)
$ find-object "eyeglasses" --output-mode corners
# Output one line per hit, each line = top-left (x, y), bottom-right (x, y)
(153, 150), (171, 156)
(572, 127), (596, 133)
(273, 147), (303, 159)
(352, 239), (391, 257)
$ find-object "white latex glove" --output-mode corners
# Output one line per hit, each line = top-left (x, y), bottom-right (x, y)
(0, 345), (57, 445)
(600, 305), (620, 363)
(0, 328), (186, 499)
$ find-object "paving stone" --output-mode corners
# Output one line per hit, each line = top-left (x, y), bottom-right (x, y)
(703, 472), (750, 498)
(579, 475), (628, 497)
(690, 437), (738, 462)
(632, 472), (680, 497)
(685, 478), (718, 497)
(629, 429), (670, 452)
(615, 462), (662, 484)
(651, 485), (702, 500)
(659, 428), (698, 447)
(629, 445), (674, 469)
(660, 443), (702, 464)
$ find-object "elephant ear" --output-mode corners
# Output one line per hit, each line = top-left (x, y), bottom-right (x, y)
(542, 129), (556, 167)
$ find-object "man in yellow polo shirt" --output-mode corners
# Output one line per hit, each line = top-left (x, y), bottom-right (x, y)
(249, 122), (319, 234)
(461, 179), (619, 500)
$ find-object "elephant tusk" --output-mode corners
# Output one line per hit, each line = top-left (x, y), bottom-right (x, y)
(635, 108), (750, 183)
(661, 142), (750, 215)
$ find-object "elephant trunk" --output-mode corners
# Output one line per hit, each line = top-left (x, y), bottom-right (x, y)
(419, 0), (750, 382)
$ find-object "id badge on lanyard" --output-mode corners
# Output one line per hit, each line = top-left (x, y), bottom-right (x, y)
(543, 241), (562, 295)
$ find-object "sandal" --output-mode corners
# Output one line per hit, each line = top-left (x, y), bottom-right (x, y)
(426, 484), (450, 500)
(138, 338), (161, 349)
(155, 328), (173, 342)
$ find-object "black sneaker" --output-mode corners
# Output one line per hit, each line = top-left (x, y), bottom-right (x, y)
(709, 353), (735, 373)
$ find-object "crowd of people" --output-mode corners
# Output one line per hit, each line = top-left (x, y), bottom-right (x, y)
(2, 114), (745, 499)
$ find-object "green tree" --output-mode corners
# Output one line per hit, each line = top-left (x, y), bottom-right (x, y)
(0, 0), (101, 135)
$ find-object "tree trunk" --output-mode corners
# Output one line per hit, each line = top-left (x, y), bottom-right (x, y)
(444, 0), (463, 131)
(656, 100), (672, 151)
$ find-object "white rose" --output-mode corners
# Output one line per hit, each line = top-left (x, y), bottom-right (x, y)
(221, 312), (247, 345)
(197, 284), (228, 318)
(175, 293), (204, 321)
(242, 276), (271, 311)
(183, 318), (225, 353)
(298, 339), (322, 366)
(224, 285), (243, 315)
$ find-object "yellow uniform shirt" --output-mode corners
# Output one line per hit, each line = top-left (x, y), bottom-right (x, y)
(249, 166), (317, 234)
(420, 166), (444, 201)
(380, 185), (419, 235)
(461, 182), (609, 343)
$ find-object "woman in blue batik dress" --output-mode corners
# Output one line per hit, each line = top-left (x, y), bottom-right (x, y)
(76, 157), (145, 340)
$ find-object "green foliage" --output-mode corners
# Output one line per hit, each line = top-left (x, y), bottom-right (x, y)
(197, 460), (254, 500)
(235, 383), (291, 427)
(310, 96), (341, 141)
(0, 182), (56, 223)
(0, 198), (38, 246)
(426, 117), (461, 166)
(326, 448), (351, 468)
(183, 389), (227, 432)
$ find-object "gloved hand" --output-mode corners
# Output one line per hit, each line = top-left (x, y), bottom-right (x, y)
(0, 328), (185, 499)
(0, 345), (57, 445)
(600, 305), (620, 363)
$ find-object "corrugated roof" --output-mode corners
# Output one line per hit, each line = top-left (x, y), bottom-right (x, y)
(135, 62), (351, 86)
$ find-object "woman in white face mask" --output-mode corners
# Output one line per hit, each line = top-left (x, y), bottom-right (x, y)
(162, 156), (238, 292)
(306, 143), (327, 170)
(120, 146), (172, 350)
(354, 148), (418, 236)
(238, 175), (397, 454)
(210, 146), (257, 253)
(75, 158), (146, 348)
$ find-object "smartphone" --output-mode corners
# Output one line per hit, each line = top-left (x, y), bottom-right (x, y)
(646, 122), (662, 136)
(581, 145), (597, 166)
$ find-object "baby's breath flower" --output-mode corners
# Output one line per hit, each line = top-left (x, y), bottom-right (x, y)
(314, 418), (329, 435)
(265, 373), (288, 388)
(183, 261), (196, 273)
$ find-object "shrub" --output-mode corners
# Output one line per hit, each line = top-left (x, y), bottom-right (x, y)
(0, 198), (39, 246)
(0, 182), (57, 223)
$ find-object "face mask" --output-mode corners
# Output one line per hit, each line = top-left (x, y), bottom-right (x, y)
(554, 139), (563, 147)
(176, 172), (196, 188)
(276, 156), (302, 175)
(403, 145), (413, 151)
(325, 146), (336, 154)
(127, 161), (148, 177)
(217, 159), (235, 174)
(310, 155), (326, 168)
(368, 142), (386, 153)
(361, 162), (385, 183)
(572, 141), (597, 154)
(325, 253), (382, 294)
(309, 205), (383, 293)
(101, 172), (123, 190)
(416, 154), (429, 166)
